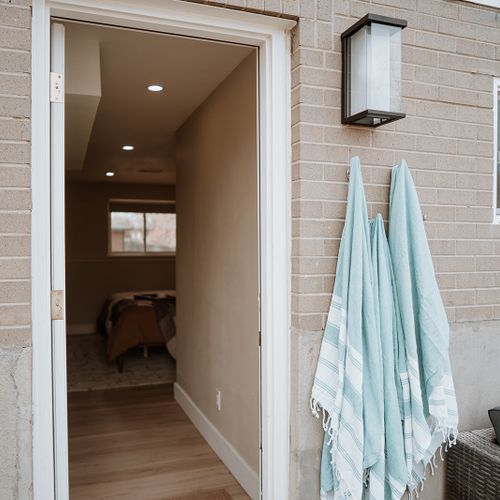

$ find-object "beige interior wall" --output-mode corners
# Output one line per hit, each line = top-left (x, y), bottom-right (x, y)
(176, 52), (259, 473)
(65, 181), (176, 327)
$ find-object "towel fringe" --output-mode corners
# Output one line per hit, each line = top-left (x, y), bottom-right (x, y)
(310, 396), (320, 418)
(408, 426), (458, 499)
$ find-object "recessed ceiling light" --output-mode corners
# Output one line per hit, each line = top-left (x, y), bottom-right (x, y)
(106, 171), (115, 177)
(122, 145), (134, 151)
(147, 84), (164, 92)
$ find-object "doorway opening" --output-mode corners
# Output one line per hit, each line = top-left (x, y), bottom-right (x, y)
(32, 3), (293, 499)
(62, 19), (260, 499)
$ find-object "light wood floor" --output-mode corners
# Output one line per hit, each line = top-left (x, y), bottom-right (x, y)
(68, 384), (250, 500)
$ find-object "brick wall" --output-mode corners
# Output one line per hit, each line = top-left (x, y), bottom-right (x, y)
(0, 0), (33, 498)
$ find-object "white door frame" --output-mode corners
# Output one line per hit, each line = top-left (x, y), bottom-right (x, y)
(31, 1), (295, 499)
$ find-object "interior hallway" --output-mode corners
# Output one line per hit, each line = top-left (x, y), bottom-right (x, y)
(68, 384), (250, 500)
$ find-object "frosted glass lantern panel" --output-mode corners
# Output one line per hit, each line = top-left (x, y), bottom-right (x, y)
(348, 23), (402, 116)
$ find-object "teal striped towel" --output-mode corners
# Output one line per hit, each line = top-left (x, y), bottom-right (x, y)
(389, 160), (458, 493)
(311, 157), (384, 500)
(369, 214), (408, 500)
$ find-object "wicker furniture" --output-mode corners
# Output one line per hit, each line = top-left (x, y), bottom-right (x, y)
(447, 428), (500, 499)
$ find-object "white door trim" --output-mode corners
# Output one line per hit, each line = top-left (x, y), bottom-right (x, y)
(31, 1), (295, 499)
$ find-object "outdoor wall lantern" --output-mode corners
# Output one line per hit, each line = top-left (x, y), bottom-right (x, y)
(341, 14), (407, 127)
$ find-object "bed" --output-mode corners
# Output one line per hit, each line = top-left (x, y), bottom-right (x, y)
(96, 289), (176, 372)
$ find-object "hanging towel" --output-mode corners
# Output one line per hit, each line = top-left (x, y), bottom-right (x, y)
(388, 160), (459, 492)
(311, 157), (384, 500)
(369, 215), (408, 500)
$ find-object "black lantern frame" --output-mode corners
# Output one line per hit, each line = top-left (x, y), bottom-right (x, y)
(341, 14), (407, 127)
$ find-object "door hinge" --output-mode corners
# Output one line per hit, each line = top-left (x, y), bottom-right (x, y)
(50, 72), (63, 103)
(51, 290), (65, 320)
(258, 330), (262, 347)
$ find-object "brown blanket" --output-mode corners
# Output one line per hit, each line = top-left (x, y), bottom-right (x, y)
(106, 305), (164, 362)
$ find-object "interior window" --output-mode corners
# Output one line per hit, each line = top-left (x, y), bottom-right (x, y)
(109, 202), (176, 254)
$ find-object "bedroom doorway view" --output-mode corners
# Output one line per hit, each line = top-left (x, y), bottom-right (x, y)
(63, 20), (260, 500)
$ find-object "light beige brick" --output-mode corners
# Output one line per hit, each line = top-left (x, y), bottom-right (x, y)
(438, 86), (491, 109)
(455, 206), (492, 223)
(0, 26), (30, 50)
(324, 126), (371, 147)
(456, 173), (491, 191)
(323, 201), (347, 219)
(416, 136), (456, 154)
(456, 38), (495, 59)
(0, 326), (31, 348)
(291, 312), (324, 331)
(456, 272), (495, 289)
(292, 199), (323, 218)
(441, 289), (475, 307)
(0, 165), (29, 187)
(0, 304), (30, 326)
(415, 30), (456, 53)
(0, 213), (29, 233)
(0, 280), (29, 303)
(0, 235), (29, 257)
(418, 0), (458, 19)
(0, 118), (29, 141)
(292, 256), (336, 275)
(402, 80), (439, 100)
(0, 258), (29, 279)
(477, 126), (493, 142)
(372, 131), (416, 151)
(295, 219), (344, 238)
(456, 240), (495, 255)
(436, 273), (456, 289)
(431, 222), (476, 239)
(0, 95), (29, 118)
(435, 256), (475, 272)
(0, 188), (30, 210)
(0, 73), (29, 97)
(429, 239), (455, 255)
(317, 0), (332, 21)
(477, 289), (500, 305)
(0, 6), (30, 29)
(437, 188), (476, 206)
(416, 170), (455, 188)
(458, 4), (497, 27)
(0, 142), (29, 164)
(438, 18), (477, 40)
(456, 305), (494, 322)
(293, 293), (332, 313)
(292, 275), (324, 293)
(403, 46), (438, 67)
(413, 66), (455, 87)
(349, 1), (395, 19)
(477, 256), (500, 271)
(457, 139), (492, 158)
(0, 49), (30, 73)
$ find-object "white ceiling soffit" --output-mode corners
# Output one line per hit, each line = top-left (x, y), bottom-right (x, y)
(63, 21), (254, 184)
(65, 35), (101, 171)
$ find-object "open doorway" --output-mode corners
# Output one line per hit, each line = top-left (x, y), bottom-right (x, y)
(63, 20), (259, 499)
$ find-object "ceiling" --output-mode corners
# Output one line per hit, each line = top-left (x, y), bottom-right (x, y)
(64, 21), (254, 184)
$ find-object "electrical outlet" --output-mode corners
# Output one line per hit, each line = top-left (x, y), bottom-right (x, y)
(215, 388), (222, 412)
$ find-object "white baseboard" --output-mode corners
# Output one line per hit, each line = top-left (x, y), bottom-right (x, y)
(66, 323), (96, 335)
(174, 382), (259, 500)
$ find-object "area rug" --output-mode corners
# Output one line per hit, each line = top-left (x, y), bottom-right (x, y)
(166, 490), (232, 500)
(67, 333), (176, 392)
